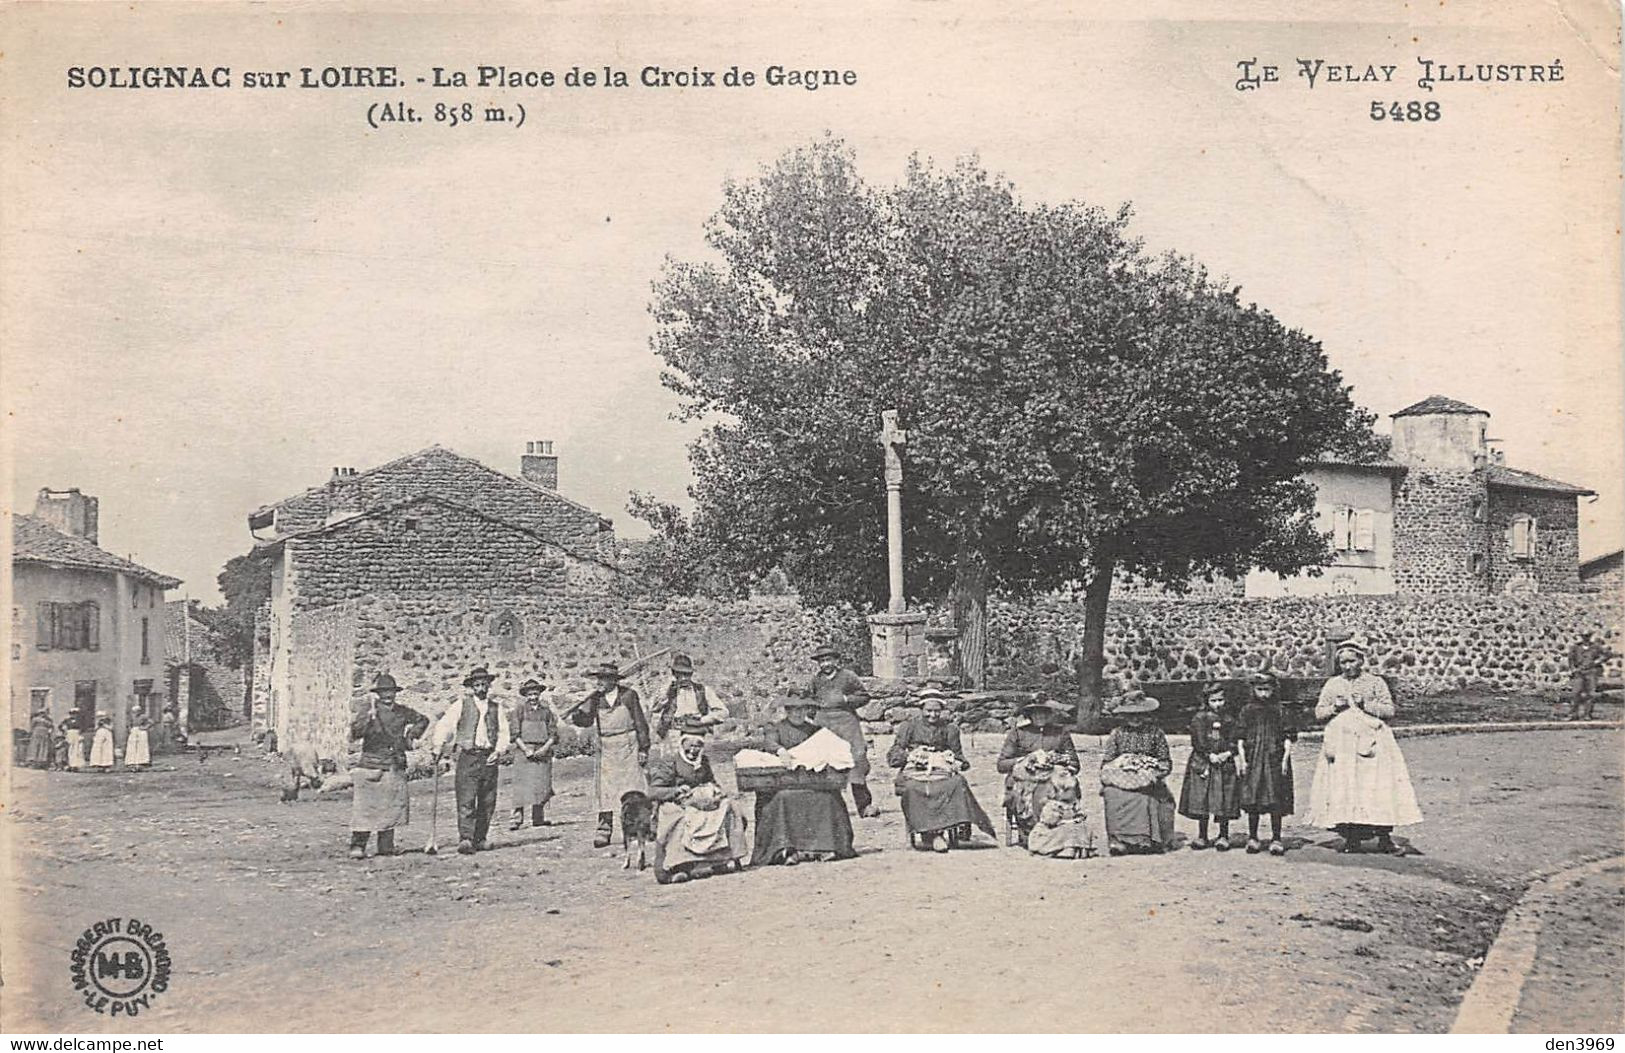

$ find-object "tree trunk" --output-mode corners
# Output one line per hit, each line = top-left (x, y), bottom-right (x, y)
(1076, 547), (1116, 733)
(953, 547), (990, 689)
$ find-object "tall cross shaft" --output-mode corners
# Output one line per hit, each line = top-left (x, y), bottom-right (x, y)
(880, 410), (907, 615)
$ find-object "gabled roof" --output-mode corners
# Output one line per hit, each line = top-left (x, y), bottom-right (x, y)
(249, 445), (608, 526)
(267, 495), (625, 574)
(1392, 395), (1489, 418)
(1486, 465), (1594, 496)
(11, 513), (182, 588)
(1580, 549), (1623, 577)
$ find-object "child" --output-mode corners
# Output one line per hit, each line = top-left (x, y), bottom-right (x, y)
(88, 712), (116, 771)
(125, 710), (152, 771)
(1237, 670), (1296, 855)
(1179, 682), (1242, 850)
(1026, 768), (1095, 859)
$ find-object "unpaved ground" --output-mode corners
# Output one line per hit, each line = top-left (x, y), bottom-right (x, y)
(2, 728), (1620, 1033)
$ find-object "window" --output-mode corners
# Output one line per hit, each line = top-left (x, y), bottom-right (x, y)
(1470, 552), (1485, 575)
(30, 688), (49, 713)
(36, 601), (100, 651)
(1327, 507), (1377, 553)
(1509, 515), (1538, 561)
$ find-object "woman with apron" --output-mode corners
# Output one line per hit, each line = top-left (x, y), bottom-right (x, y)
(569, 662), (651, 847)
(806, 644), (878, 817)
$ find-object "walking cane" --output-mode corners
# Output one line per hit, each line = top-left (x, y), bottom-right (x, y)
(425, 755), (441, 856)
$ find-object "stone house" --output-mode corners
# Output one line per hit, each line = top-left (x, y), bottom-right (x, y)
(10, 489), (181, 745)
(163, 600), (248, 728)
(1580, 550), (1623, 594)
(248, 444), (624, 749)
(1248, 396), (1595, 597)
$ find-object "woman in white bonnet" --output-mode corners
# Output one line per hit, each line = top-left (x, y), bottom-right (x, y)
(1305, 639), (1422, 854)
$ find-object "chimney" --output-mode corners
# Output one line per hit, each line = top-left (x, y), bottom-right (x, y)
(324, 467), (362, 525)
(34, 488), (99, 544)
(521, 440), (558, 490)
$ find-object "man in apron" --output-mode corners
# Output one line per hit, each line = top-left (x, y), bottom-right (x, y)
(569, 662), (651, 847)
(806, 644), (878, 817)
(508, 678), (559, 830)
(348, 672), (430, 859)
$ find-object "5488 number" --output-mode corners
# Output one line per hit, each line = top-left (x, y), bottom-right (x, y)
(1372, 101), (1442, 122)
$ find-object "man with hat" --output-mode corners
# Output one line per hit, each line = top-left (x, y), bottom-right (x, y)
(569, 661), (651, 848)
(752, 698), (857, 865)
(431, 666), (512, 855)
(650, 652), (726, 747)
(803, 644), (879, 817)
(508, 677), (560, 830)
(348, 673), (431, 859)
(1236, 669), (1297, 856)
(1567, 628), (1616, 721)
(888, 687), (995, 852)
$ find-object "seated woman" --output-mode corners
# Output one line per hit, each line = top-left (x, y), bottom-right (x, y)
(997, 699), (1081, 847)
(1026, 767), (1096, 859)
(753, 699), (856, 866)
(887, 688), (996, 852)
(646, 715), (750, 884)
(1099, 691), (1176, 855)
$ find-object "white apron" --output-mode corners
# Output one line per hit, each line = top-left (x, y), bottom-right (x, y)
(89, 727), (116, 768)
(1305, 708), (1423, 828)
(593, 700), (648, 812)
(125, 727), (151, 766)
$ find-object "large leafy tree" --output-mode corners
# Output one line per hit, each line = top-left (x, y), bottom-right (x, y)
(649, 137), (1381, 715)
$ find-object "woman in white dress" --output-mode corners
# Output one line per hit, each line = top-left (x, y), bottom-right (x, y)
(125, 709), (152, 770)
(88, 712), (117, 770)
(1306, 641), (1423, 854)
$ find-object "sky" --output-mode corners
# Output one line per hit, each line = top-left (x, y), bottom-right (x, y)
(2, 1), (1620, 603)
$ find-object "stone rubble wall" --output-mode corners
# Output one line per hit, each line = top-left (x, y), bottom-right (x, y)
(1392, 468), (1484, 592)
(1487, 487), (1581, 594)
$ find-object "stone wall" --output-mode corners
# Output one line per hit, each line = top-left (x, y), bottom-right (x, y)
(286, 498), (615, 611)
(1392, 467), (1485, 592)
(981, 591), (1622, 696)
(1487, 487), (1581, 594)
(251, 604), (271, 733)
(281, 592), (868, 760)
(270, 446), (616, 560)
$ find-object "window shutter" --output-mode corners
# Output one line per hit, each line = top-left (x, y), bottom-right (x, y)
(1353, 509), (1376, 552)
(1332, 508), (1352, 551)
(1510, 517), (1533, 558)
(36, 602), (52, 651)
(1527, 518), (1539, 557)
(84, 602), (100, 652)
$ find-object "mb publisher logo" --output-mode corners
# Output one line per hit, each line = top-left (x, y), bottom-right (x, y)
(69, 917), (172, 1016)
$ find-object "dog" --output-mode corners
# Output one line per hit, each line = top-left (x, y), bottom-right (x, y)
(620, 790), (656, 870)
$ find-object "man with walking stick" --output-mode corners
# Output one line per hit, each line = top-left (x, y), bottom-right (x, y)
(431, 666), (512, 855)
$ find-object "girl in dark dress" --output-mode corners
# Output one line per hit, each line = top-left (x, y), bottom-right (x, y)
(1179, 682), (1242, 850)
(1236, 669), (1297, 855)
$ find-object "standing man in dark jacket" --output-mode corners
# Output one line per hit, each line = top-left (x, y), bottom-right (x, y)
(348, 673), (430, 859)
(431, 666), (511, 855)
(650, 653), (725, 747)
(1569, 629), (1616, 721)
(805, 644), (878, 817)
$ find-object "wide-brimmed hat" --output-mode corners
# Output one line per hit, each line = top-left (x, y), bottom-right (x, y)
(370, 672), (401, 695)
(463, 666), (496, 687)
(811, 644), (842, 661)
(1108, 691), (1161, 716)
(1249, 669), (1280, 686)
(670, 653), (695, 674)
(589, 661), (624, 681)
(1019, 698), (1075, 720)
(518, 678), (545, 696)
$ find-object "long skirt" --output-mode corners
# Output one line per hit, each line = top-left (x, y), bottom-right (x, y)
(896, 773), (996, 838)
(654, 800), (748, 873)
(1239, 752), (1295, 816)
(510, 756), (554, 809)
(1027, 816), (1095, 857)
(65, 730), (85, 770)
(1178, 758), (1241, 820)
(28, 726), (53, 767)
(351, 766), (410, 832)
(1102, 783), (1176, 849)
(88, 729), (116, 768)
(753, 789), (855, 863)
(593, 730), (648, 812)
(1305, 711), (1423, 829)
(125, 728), (151, 767)
(812, 708), (870, 783)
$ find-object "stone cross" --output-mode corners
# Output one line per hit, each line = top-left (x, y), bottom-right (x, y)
(880, 410), (907, 614)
